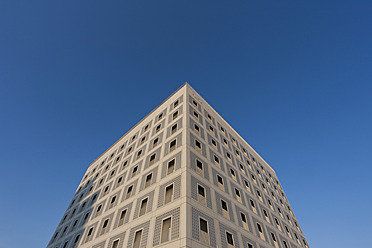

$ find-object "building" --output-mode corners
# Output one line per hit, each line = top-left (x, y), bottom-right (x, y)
(47, 83), (309, 248)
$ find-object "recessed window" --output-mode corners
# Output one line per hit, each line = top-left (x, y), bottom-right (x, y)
(164, 184), (174, 204)
(126, 185), (133, 199)
(127, 147), (133, 154)
(117, 176), (123, 187)
(212, 139), (217, 147)
(156, 124), (161, 133)
(158, 113), (163, 120)
(100, 219), (109, 235)
(161, 217), (172, 243)
(144, 124), (149, 131)
(200, 218), (208, 233)
(109, 196), (116, 209)
(194, 124), (200, 134)
(257, 223), (263, 232)
(118, 209), (127, 226)
(198, 185), (205, 197)
(250, 199), (257, 214)
(171, 123), (178, 134)
(132, 135), (136, 142)
(83, 212), (90, 224)
(214, 155), (220, 167)
(226, 232), (234, 246)
(71, 219), (78, 231)
(173, 111), (178, 120)
(61, 226), (68, 237)
(196, 160), (203, 176)
(200, 218), (209, 245)
(263, 209), (270, 223)
(193, 100), (198, 106)
(209, 126), (214, 133)
(240, 212), (249, 230)
(169, 139), (177, 152)
(132, 166), (138, 177)
(257, 190), (262, 197)
(174, 100), (179, 107)
(167, 159), (175, 175)
(136, 150), (142, 159)
(139, 198), (148, 216)
(240, 164), (246, 174)
(195, 139), (202, 152)
(227, 152), (232, 160)
(153, 138), (159, 147)
(63, 241), (68, 248)
(193, 111), (199, 119)
(197, 184), (206, 205)
(244, 180), (251, 192)
(85, 227), (94, 243)
(73, 235), (80, 248)
(112, 240), (119, 248)
(207, 114), (212, 120)
(133, 230), (142, 248)
(217, 175), (224, 190)
(220, 126), (225, 133)
(271, 232), (277, 242)
(257, 223), (265, 240)
(145, 173), (152, 188)
(221, 200), (228, 211)
(122, 160), (128, 169)
(95, 205), (102, 217)
(283, 240), (289, 248)
(140, 136), (146, 145)
(149, 154), (156, 166)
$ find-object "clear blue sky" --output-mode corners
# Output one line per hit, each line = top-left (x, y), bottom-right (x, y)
(1, 1), (371, 247)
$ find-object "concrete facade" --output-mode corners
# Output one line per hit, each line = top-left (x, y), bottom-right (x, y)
(47, 83), (309, 248)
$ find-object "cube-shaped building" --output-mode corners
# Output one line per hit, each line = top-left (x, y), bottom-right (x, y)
(47, 83), (309, 248)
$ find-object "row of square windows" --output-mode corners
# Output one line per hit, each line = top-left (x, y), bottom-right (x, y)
(51, 204), (307, 248)
(190, 131), (286, 200)
(189, 155), (299, 232)
(53, 173), (181, 246)
(188, 136), (290, 213)
(78, 115), (183, 194)
(71, 143), (293, 236)
(68, 150), (180, 219)
(82, 103), (183, 185)
(184, 100), (294, 220)
(191, 175), (303, 239)
(189, 109), (280, 189)
(81, 96), (278, 201)
(51, 207), (180, 248)
(190, 108), (284, 198)
(71, 140), (293, 242)
(193, 207), (309, 248)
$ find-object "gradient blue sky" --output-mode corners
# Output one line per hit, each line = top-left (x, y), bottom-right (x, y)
(1, 1), (371, 247)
